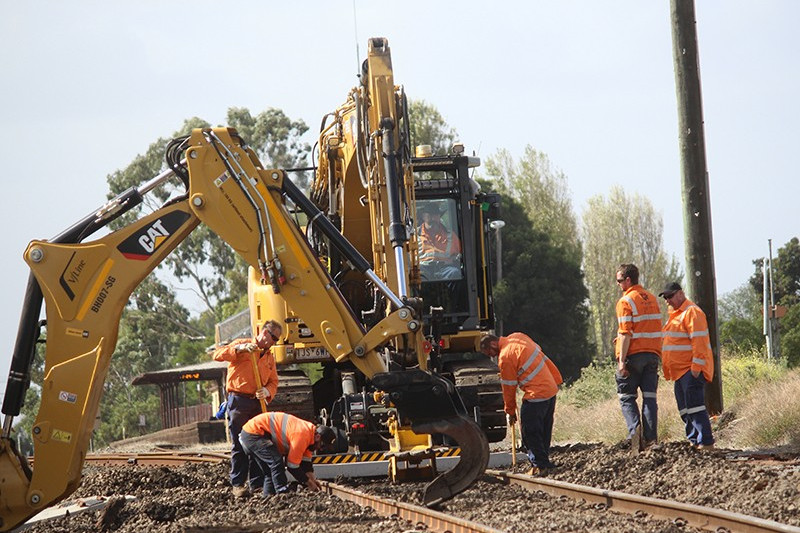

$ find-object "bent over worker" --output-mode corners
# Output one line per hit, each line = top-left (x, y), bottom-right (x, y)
(660, 282), (715, 449)
(481, 332), (563, 473)
(240, 411), (336, 497)
(213, 319), (282, 497)
(615, 263), (663, 450)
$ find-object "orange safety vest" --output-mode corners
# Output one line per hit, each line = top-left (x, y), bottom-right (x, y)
(497, 333), (563, 416)
(616, 285), (663, 359)
(213, 338), (279, 398)
(662, 299), (714, 382)
(242, 412), (316, 469)
(418, 221), (461, 262)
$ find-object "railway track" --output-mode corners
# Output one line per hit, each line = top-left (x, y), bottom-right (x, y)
(57, 452), (800, 533)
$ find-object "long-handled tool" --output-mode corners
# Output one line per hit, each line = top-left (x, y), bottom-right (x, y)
(250, 352), (268, 413)
(510, 414), (517, 467)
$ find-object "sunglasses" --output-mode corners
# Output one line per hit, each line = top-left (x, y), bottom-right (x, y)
(662, 293), (676, 300)
(267, 331), (279, 342)
(616, 278), (626, 283)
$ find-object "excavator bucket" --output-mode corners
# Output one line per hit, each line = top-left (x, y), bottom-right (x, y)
(371, 370), (489, 507)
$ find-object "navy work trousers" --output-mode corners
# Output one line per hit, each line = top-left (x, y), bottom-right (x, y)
(615, 352), (659, 442)
(520, 395), (556, 469)
(239, 430), (289, 496)
(226, 393), (263, 489)
(674, 371), (714, 446)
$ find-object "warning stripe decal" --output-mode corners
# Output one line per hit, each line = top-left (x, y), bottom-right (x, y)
(313, 448), (462, 464)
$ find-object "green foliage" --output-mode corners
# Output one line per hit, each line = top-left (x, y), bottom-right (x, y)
(720, 351), (786, 403)
(750, 237), (800, 306)
(719, 317), (763, 353)
(580, 186), (681, 361)
(558, 361), (617, 408)
(492, 193), (593, 380)
(781, 304), (800, 368)
(407, 99), (458, 155)
(484, 146), (582, 265)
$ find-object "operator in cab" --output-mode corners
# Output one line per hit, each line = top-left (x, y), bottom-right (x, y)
(239, 411), (337, 497)
(213, 319), (282, 498)
(417, 202), (462, 280)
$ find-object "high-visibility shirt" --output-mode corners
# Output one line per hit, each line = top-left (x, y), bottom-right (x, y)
(497, 333), (563, 416)
(242, 412), (315, 469)
(213, 338), (279, 399)
(418, 221), (461, 263)
(616, 284), (663, 360)
(662, 299), (714, 382)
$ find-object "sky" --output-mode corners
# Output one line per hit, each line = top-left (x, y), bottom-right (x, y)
(1, 1), (798, 400)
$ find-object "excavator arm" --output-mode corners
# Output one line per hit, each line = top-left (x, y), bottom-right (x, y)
(0, 126), (487, 530)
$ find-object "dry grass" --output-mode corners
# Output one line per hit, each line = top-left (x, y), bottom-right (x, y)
(551, 354), (799, 450)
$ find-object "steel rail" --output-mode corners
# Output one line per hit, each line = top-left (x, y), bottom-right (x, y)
(320, 481), (503, 533)
(81, 452), (229, 466)
(486, 469), (800, 533)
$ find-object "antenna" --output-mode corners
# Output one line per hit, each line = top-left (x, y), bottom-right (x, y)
(352, 0), (361, 78)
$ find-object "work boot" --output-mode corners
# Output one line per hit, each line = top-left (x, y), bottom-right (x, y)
(630, 424), (644, 454)
(644, 440), (662, 451)
(231, 485), (250, 498)
(526, 466), (541, 476)
(696, 443), (715, 451)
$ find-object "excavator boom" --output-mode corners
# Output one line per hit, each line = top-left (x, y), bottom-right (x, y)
(0, 125), (488, 530)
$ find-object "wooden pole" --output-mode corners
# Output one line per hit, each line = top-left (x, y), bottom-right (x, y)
(670, 0), (723, 414)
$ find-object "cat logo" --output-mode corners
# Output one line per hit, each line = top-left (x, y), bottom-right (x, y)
(117, 210), (191, 261)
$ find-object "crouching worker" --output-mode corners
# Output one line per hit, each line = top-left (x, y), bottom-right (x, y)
(239, 411), (336, 497)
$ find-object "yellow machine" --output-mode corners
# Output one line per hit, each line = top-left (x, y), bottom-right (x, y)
(0, 124), (489, 530)
(248, 38), (504, 478)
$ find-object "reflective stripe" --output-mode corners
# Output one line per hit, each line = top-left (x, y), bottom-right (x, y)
(623, 295), (639, 315)
(519, 357), (546, 385)
(686, 405), (707, 414)
(664, 331), (690, 338)
(279, 414), (290, 452)
(690, 330), (709, 338)
(500, 379), (518, 386)
(678, 408), (688, 416)
(642, 391), (658, 399)
(518, 347), (541, 376)
(524, 397), (551, 403)
(633, 313), (662, 322)
(618, 393), (638, 400)
(618, 316), (633, 323)
(663, 345), (692, 352)
(692, 358), (706, 366)
(632, 331), (664, 339)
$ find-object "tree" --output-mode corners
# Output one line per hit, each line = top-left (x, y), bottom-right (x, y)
(484, 146), (582, 265)
(490, 191), (593, 380)
(750, 237), (800, 307)
(717, 284), (763, 353)
(407, 99), (458, 155)
(581, 186), (681, 361)
(749, 237), (800, 366)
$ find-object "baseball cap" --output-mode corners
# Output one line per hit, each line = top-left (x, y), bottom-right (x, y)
(659, 282), (682, 298)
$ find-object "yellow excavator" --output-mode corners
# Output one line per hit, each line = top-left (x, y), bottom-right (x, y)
(248, 38), (505, 461)
(0, 43), (492, 531)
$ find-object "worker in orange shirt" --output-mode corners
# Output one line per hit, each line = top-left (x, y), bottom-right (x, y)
(240, 411), (337, 497)
(213, 319), (282, 497)
(418, 202), (462, 280)
(615, 264), (663, 451)
(660, 282), (715, 449)
(481, 332), (563, 473)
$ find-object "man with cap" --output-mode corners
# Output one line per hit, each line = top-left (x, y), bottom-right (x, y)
(660, 282), (715, 449)
(614, 263), (663, 452)
(239, 411), (337, 497)
(418, 201), (462, 280)
(480, 332), (563, 474)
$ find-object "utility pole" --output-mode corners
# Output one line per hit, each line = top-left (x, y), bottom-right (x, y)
(489, 220), (506, 335)
(670, 0), (723, 414)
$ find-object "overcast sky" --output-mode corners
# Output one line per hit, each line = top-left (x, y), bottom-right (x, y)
(1, 1), (798, 399)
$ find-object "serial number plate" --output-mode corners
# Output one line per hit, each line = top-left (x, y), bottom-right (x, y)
(292, 346), (332, 361)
